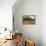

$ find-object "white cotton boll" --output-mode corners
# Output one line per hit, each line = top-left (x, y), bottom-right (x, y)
(1, 31), (6, 38)
(6, 29), (10, 36)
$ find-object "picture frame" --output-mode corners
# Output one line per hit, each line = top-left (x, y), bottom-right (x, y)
(23, 15), (36, 24)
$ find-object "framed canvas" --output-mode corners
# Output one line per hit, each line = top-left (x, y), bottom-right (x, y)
(23, 15), (36, 24)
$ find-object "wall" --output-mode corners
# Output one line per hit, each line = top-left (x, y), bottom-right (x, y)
(13, 0), (41, 46)
(41, 0), (46, 46)
(0, 0), (16, 30)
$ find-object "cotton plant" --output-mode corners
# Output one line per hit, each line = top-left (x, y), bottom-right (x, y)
(0, 27), (9, 38)
(0, 27), (5, 38)
(0, 27), (6, 44)
(0, 27), (13, 38)
(5, 28), (13, 36)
